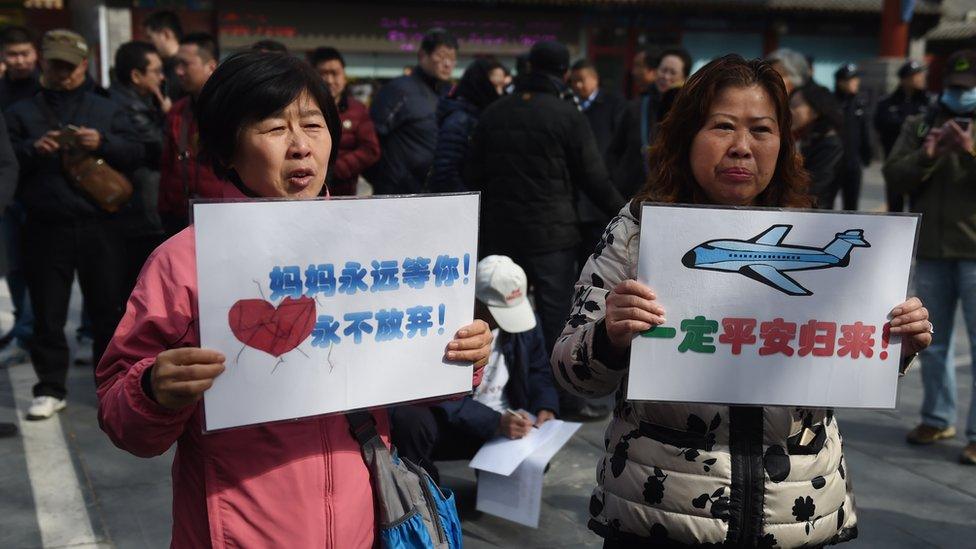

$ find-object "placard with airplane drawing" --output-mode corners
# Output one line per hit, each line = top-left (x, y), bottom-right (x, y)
(628, 204), (920, 409)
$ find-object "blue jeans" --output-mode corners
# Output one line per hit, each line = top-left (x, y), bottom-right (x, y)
(914, 259), (976, 442)
(2, 202), (32, 347)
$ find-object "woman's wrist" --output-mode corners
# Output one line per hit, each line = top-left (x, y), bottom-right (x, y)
(140, 363), (159, 404)
(592, 319), (630, 370)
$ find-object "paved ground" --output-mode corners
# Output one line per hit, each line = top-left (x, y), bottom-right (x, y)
(2, 164), (975, 548)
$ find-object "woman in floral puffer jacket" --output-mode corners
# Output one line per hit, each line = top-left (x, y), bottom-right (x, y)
(552, 55), (933, 548)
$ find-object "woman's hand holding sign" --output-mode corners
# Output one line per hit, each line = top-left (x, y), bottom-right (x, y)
(605, 280), (667, 351)
(889, 297), (933, 357)
(448, 319), (493, 374)
(151, 348), (226, 410)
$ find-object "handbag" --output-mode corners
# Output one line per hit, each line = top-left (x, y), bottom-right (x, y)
(346, 410), (463, 549)
(33, 94), (133, 213)
(61, 152), (133, 213)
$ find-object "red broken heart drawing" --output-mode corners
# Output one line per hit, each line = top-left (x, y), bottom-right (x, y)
(228, 296), (317, 357)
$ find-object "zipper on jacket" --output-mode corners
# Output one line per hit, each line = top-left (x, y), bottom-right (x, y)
(726, 406), (764, 547)
(320, 418), (334, 547)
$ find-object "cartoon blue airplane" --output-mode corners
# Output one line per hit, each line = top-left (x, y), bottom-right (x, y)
(680, 224), (870, 296)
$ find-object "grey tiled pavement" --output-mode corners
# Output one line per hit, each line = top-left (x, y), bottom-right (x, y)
(1, 164), (975, 548)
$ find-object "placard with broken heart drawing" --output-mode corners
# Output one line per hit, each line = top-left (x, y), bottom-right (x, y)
(194, 194), (479, 431)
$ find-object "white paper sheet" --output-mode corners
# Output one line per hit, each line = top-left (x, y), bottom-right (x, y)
(194, 194), (479, 430)
(474, 420), (581, 528)
(470, 418), (558, 476)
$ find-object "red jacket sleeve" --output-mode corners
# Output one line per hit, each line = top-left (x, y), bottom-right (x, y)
(95, 236), (199, 458)
(332, 103), (381, 182)
(158, 107), (181, 217)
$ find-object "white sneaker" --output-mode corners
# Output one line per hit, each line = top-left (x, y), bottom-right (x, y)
(0, 344), (29, 368)
(26, 396), (66, 420)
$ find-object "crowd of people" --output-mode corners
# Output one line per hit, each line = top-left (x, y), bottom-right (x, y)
(0, 9), (968, 547)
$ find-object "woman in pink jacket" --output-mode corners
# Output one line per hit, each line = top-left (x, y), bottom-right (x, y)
(96, 52), (492, 548)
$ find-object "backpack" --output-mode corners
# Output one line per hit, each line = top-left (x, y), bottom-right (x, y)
(346, 411), (463, 548)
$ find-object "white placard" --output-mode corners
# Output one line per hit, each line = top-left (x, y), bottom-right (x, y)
(628, 204), (919, 409)
(195, 194), (479, 431)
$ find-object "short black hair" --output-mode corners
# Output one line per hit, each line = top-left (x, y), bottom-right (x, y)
(420, 28), (458, 55)
(114, 41), (158, 86)
(638, 47), (661, 70)
(308, 46), (344, 68)
(1, 26), (35, 49)
(143, 11), (183, 41)
(251, 40), (288, 54)
(660, 47), (693, 78)
(570, 59), (597, 73)
(180, 32), (219, 62)
(195, 51), (341, 179)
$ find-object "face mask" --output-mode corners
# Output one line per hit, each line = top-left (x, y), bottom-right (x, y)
(941, 87), (976, 114)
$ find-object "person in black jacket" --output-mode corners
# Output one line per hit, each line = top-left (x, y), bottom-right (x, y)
(465, 40), (625, 364)
(0, 110), (19, 438)
(366, 28), (457, 195)
(142, 10), (184, 105)
(5, 30), (141, 420)
(391, 256), (559, 483)
(874, 60), (935, 212)
(0, 25), (40, 365)
(606, 47), (691, 201)
(570, 59), (627, 267)
(833, 63), (872, 211)
(790, 83), (845, 209)
(0, 26), (41, 111)
(427, 57), (504, 193)
(107, 41), (167, 298)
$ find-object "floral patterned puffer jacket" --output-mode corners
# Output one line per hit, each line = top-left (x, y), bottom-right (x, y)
(551, 204), (859, 548)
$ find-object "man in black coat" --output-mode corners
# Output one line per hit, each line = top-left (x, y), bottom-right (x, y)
(569, 59), (627, 267)
(0, 110), (20, 438)
(0, 26), (41, 111)
(5, 30), (142, 420)
(142, 10), (185, 104)
(606, 47), (691, 202)
(465, 40), (625, 367)
(832, 64), (872, 211)
(874, 60), (935, 212)
(366, 28), (457, 195)
(0, 25), (40, 366)
(107, 41), (167, 296)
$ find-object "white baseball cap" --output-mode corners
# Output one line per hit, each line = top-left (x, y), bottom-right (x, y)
(476, 255), (537, 333)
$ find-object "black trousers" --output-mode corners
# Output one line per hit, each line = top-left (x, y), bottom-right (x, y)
(23, 218), (125, 399)
(390, 405), (486, 485)
(836, 164), (862, 212)
(886, 182), (907, 213)
(511, 246), (579, 357)
(817, 164), (862, 211)
(123, 234), (165, 304)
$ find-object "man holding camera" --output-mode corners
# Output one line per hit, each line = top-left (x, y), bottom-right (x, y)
(883, 49), (976, 465)
(5, 30), (141, 420)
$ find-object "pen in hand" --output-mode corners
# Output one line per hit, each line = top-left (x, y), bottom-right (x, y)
(506, 408), (538, 429)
